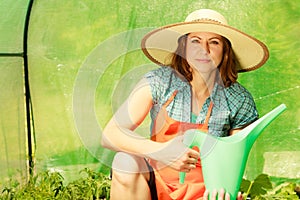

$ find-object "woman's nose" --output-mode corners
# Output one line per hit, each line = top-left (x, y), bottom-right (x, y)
(200, 42), (210, 54)
(195, 41), (210, 54)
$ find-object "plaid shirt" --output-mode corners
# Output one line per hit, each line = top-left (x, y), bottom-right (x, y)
(145, 66), (258, 137)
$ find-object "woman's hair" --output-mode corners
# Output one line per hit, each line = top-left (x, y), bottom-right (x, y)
(170, 34), (239, 87)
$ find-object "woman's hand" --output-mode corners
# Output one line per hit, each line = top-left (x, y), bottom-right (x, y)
(148, 135), (199, 172)
(203, 189), (243, 200)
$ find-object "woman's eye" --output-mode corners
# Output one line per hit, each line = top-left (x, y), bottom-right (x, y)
(191, 38), (200, 43)
(210, 40), (220, 45)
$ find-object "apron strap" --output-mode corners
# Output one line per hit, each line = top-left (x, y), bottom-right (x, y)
(203, 101), (213, 127)
(162, 90), (178, 108)
(162, 90), (213, 128)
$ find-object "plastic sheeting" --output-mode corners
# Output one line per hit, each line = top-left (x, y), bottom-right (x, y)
(0, 0), (28, 53)
(0, 58), (27, 180)
(0, 0), (299, 182)
(0, 0), (29, 181)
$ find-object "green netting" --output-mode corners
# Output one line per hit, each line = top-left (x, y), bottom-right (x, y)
(0, 57), (27, 180)
(0, 0), (28, 53)
(0, 0), (29, 182)
(0, 0), (299, 183)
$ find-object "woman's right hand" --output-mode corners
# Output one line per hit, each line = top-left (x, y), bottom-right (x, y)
(203, 189), (243, 200)
(148, 135), (199, 172)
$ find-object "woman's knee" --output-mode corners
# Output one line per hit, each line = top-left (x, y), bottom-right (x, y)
(111, 152), (150, 185)
(112, 152), (149, 174)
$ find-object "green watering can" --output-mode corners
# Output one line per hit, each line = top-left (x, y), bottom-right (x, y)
(179, 104), (286, 199)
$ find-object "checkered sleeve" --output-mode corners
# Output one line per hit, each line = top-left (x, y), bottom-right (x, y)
(230, 85), (258, 129)
(144, 67), (173, 105)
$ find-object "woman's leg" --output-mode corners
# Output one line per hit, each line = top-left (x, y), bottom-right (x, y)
(110, 152), (153, 200)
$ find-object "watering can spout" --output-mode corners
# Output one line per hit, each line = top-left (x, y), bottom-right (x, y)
(179, 104), (286, 199)
(244, 104), (287, 147)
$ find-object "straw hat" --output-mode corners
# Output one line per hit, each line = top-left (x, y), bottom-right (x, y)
(141, 9), (269, 72)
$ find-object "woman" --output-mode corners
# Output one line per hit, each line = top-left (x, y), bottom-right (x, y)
(102, 9), (269, 200)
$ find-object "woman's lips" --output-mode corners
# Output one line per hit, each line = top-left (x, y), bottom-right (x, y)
(196, 58), (211, 63)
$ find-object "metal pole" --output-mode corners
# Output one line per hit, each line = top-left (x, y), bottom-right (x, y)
(23, 0), (35, 177)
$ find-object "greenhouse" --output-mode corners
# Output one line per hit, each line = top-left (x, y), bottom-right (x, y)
(0, 0), (299, 199)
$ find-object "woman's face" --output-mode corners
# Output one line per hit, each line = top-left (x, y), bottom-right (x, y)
(186, 32), (224, 73)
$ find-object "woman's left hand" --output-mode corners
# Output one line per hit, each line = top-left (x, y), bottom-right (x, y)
(203, 189), (243, 200)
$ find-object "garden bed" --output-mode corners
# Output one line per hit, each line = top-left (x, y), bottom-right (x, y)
(1, 168), (299, 199)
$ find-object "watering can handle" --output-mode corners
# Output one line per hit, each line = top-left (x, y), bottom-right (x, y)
(179, 131), (202, 184)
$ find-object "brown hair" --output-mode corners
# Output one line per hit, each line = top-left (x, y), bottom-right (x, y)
(170, 34), (238, 87)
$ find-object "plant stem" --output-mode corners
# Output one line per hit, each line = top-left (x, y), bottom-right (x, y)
(245, 181), (254, 199)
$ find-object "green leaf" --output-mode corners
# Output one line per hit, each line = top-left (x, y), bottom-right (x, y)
(254, 174), (273, 189)
(240, 178), (252, 193)
(240, 174), (273, 199)
(249, 174), (272, 197)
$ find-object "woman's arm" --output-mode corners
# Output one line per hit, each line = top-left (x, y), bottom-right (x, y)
(229, 128), (242, 135)
(101, 78), (159, 154)
(101, 78), (199, 172)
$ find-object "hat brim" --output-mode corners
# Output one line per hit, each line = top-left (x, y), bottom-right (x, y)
(141, 21), (269, 72)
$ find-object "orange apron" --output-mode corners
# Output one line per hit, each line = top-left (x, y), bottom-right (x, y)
(149, 90), (213, 200)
